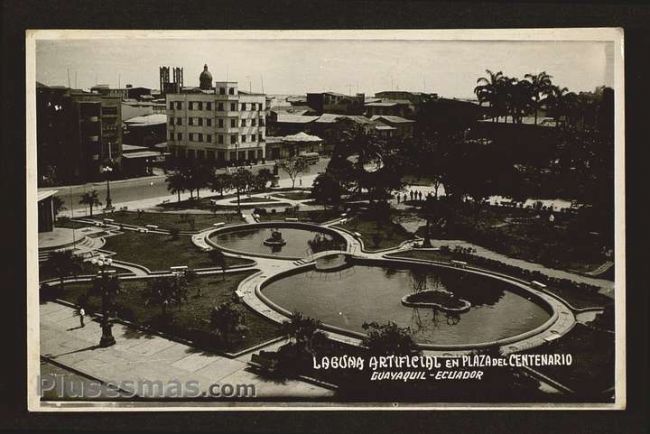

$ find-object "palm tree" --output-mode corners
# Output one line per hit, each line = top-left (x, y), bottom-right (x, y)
(166, 171), (186, 202)
(210, 173), (232, 197)
(508, 79), (534, 124)
(230, 168), (254, 214)
(210, 301), (247, 345)
(474, 69), (505, 121)
(52, 196), (66, 221)
(142, 276), (187, 317)
(547, 85), (578, 128)
(44, 250), (82, 290)
(79, 190), (102, 217)
(280, 312), (326, 357)
(524, 72), (553, 125)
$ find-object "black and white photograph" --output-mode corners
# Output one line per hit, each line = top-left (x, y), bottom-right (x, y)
(26, 29), (625, 410)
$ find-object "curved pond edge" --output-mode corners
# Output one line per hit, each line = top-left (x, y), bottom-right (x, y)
(252, 255), (571, 352)
(206, 222), (349, 260)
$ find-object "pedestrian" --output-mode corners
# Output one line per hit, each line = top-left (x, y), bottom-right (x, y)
(409, 191), (414, 201)
(78, 307), (86, 328)
(396, 194), (401, 204)
(418, 191), (423, 201)
(299, 178), (303, 186)
(403, 194), (407, 203)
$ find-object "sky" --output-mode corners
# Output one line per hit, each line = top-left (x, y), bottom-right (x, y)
(36, 38), (614, 99)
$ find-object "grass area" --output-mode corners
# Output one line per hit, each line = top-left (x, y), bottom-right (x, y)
(336, 214), (413, 251)
(58, 273), (281, 353)
(523, 324), (614, 398)
(390, 249), (610, 309)
(95, 210), (243, 232)
(54, 218), (92, 229)
(273, 191), (312, 201)
(39, 261), (120, 282)
(256, 208), (342, 224)
(236, 197), (283, 204)
(102, 231), (253, 271)
(157, 193), (237, 210)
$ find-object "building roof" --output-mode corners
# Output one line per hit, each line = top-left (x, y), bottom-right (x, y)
(122, 144), (149, 152)
(265, 136), (285, 144)
(370, 115), (415, 124)
(275, 114), (319, 124)
(478, 116), (558, 127)
(123, 113), (167, 126)
(365, 102), (400, 107)
(283, 132), (323, 143)
(315, 113), (342, 123)
(153, 142), (168, 149)
(374, 124), (397, 130)
(37, 190), (58, 202)
(121, 150), (162, 159)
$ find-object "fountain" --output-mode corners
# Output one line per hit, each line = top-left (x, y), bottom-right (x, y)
(263, 229), (287, 247)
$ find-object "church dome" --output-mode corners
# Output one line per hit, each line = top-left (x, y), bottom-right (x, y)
(199, 64), (213, 90)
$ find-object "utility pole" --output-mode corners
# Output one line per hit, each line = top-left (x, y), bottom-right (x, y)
(67, 69), (71, 88)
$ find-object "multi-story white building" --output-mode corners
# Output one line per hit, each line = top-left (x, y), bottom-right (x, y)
(166, 65), (269, 165)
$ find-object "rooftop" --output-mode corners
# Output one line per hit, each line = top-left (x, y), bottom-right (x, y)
(370, 115), (415, 124)
(124, 114), (167, 126)
(275, 114), (319, 124)
(121, 150), (162, 159)
(37, 190), (58, 202)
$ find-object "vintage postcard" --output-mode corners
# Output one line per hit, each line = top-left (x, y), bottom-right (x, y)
(26, 28), (625, 410)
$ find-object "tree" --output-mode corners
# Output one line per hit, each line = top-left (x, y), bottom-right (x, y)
(230, 168), (254, 214)
(45, 250), (83, 290)
(210, 173), (232, 197)
(524, 71), (553, 125)
(361, 321), (420, 357)
(142, 276), (188, 317)
(209, 249), (228, 279)
(52, 196), (66, 221)
(254, 168), (275, 192)
(166, 171), (186, 202)
(280, 312), (327, 357)
(79, 190), (102, 217)
(210, 301), (247, 345)
(185, 162), (214, 199)
(310, 173), (343, 210)
(474, 69), (506, 121)
(278, 157), (309, 189)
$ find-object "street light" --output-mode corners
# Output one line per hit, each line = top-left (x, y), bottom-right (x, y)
(100, 164), (114, 211)
(91, 254), (116, 347)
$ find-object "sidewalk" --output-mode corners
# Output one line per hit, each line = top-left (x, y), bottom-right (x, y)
(40, 301), (334, 399)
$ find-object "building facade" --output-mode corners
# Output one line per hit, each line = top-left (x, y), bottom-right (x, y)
(306, 92), (365, 115)
(37, 83), (123, 185)
(166, 67), (269, 165)
(160, 66), (184, 96)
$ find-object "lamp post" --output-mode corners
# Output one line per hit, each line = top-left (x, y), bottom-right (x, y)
(100, 164), (114, 211)
(91, 254), (116, 347)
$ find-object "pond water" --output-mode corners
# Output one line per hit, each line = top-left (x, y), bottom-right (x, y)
(263, 263), (551, 346)
(211, 227), (346, 258)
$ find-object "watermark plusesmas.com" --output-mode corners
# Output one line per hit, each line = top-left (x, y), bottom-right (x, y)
(39, 374), (257, 399)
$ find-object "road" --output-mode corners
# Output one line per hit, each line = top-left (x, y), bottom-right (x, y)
(40, 158), (330, 216)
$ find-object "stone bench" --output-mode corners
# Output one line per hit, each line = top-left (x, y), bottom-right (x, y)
(531, 280), (547, 290)
(138, 228), (149, 233)
(451, 260), (468, 268)
(213, 222), (225, 227)
(103, 218), (115, 224)
(145, 224), (159, 230)
(285, 217), (299, 222)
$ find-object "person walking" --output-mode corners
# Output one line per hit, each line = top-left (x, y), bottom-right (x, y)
(396, 194), (401, 204)
(78, 307), (86, 328)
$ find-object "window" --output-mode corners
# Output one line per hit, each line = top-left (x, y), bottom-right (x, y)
(228, 87), (235, 95)
(198, 118), (203, 126)
(197, 102), (203, 110)
(169, 118), (174, 126)
(240, 119), (246, 127)
(219, 87), (226, 95)
(169, 101), (174, 109)
(229, 151), (236, 161)
(189, 133), (194, 141)
(206, 118), (211, 127)
(259, 118), (265, 126)
(218, 118), (224, 128)
(218, 135), (224, 144)
(241, 135), (246, 143)
(206, 102), (212, 111)
(198, 133), (203, 142)
(197, 150), (205, 159)
(230, 135), (237, 144)
(177, 117), (182, 125)
(251, 118), (257, 126)
(177, 132), (183, 140)
(258, 133), (264, 141)
(241, 103), (247, 111)
(218, 102), (224, 111)
(207, 134), (212, 143)
(176, 101), (182, 110)
(207, 150), (215, 159)
(230, 119), (236, 128)
(218, 151), (225, 161)
(188, 102), (193, 110)
(230, 103), (236, 111)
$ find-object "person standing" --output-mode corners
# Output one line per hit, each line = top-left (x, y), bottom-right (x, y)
(78, 307), (86, 328)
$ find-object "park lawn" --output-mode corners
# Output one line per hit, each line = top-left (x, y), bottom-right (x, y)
(59, 272), (281, 353)
(157, 193), (237, 210)
(336, 215), (413, 251)
(390, 249), (454, 263)
(522, 324), (614, 398)
(102, 231), (253, 271)
(273, 191), (312, 201)
(39, 262), (121, 282)
(54, 218), (93, 229)
(235, 196), (282, 204)
(96, 210), (243, 232)
(256, 208), (343, 224)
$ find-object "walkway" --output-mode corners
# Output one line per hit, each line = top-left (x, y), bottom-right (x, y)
(40, 302), (334, 399)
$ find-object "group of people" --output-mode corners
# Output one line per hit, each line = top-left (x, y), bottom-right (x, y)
(395, 189), (435, 204)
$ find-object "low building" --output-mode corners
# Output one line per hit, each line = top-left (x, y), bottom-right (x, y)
(267, 112), (319, 136)
(265, 132), (323, 160)
(365, 100), (413, 118)
(123, 113), (167, 147)
(37, 190), (57, 233)
(120, 144), (164, 177)
(369, 115), (415, 138)
(306, 92), (365, 115)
